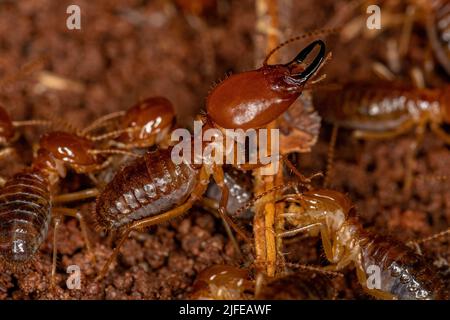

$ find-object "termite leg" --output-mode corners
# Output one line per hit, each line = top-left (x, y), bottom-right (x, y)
(431, 122), (450, 145)
(281, 154), (321, 186)
(330, 250), (356, 270)
(81, 111), (125, 135)
(277, 223), (321, 238)
(96, 166), (211, 281)
(53, 188), (99, 204)
(96, 200), (199, 281)
(0, 147), (15, 160)
(319, 223), (336, 263)
(53, 207), (95, 264)
(212, 165), (252, 242)
(198, 198), (243, 259)
(404, 121), (426, 197)
(353, 119), (416, 140)
(399, 5), (416, 58)
(355, 262), (397, 300)
(51, 215), (62, 288)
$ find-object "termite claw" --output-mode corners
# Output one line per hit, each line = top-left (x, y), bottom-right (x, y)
(288, 40), (326, 83)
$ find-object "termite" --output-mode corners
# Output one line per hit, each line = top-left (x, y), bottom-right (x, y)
(94, 39), (328, 280)
(82, 96), (176, 150)
(0, 128), (136, 285)
(312, 81), (450, 193)
(83, 97), (176, 185)
(189, 263), (338, 300)
(254, 269), (337, 300)
(189, 265), (253, 300)
(424, 0), (450, 75)
(276, 188), (449, 300)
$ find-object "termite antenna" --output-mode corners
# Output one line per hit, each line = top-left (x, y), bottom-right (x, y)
(324, 124), (339, 188)
(85, 127), (140, 142)
(81, 111), (126, 135)
(39, 109), (81, 136)
(88, 149), (140, 158)
(11, 119), (53, 128)
(407, 228), (450, 247)
(233, 182), (295, 218)
(285, 262), (344, 278)
(263, 27), (341, 66)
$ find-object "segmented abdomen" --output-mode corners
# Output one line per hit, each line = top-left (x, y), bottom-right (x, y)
(312, 83), (440, 131)
(95, 148), (198, 230)
(0, 171), (51, 265)
(359, 233), (448, 300)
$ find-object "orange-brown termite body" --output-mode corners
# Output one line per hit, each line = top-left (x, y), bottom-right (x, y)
(0, 129), (133, 282)
(312, 81), (450, 193)
(83, 96), (176, 151)
(88, 97), (176, 185)
(255, 270), (337, 300)
(313, 82), (450, 138)
(424, 0), (450, 75)
(189, 264), (337, 300)
(114, 97), (175, 149)
(190, 265), (253, 300)
(278, 188), (449, 300)
(94, 40), (328, 279)
(207, 40), (326, 131)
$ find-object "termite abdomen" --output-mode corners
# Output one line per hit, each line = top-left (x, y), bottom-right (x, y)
(0, 171), (51, 266)
(359, 233), (449, 300)
(95, 148), (198, 230)
(312, 82), (442, 131)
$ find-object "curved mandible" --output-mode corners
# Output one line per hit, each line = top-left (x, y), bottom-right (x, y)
(286, 40), (326, 84)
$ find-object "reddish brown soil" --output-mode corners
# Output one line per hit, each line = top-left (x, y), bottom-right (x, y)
(0, 0), (448, 299)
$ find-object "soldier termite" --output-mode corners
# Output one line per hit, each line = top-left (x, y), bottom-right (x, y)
(93, 39), (328, 280)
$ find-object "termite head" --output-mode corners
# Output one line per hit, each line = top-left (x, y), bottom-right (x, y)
(0, 106), (15, 145)
(38, 131), (101, 173)
(32, 148), (66, 180)
(190, 265), (253, 300)
(118, 97), (175, 147)
(206, 40), (326, 130)
(300, 189), (355, 235)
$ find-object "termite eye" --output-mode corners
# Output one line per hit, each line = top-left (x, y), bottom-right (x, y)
(284, 39), (326, 84)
